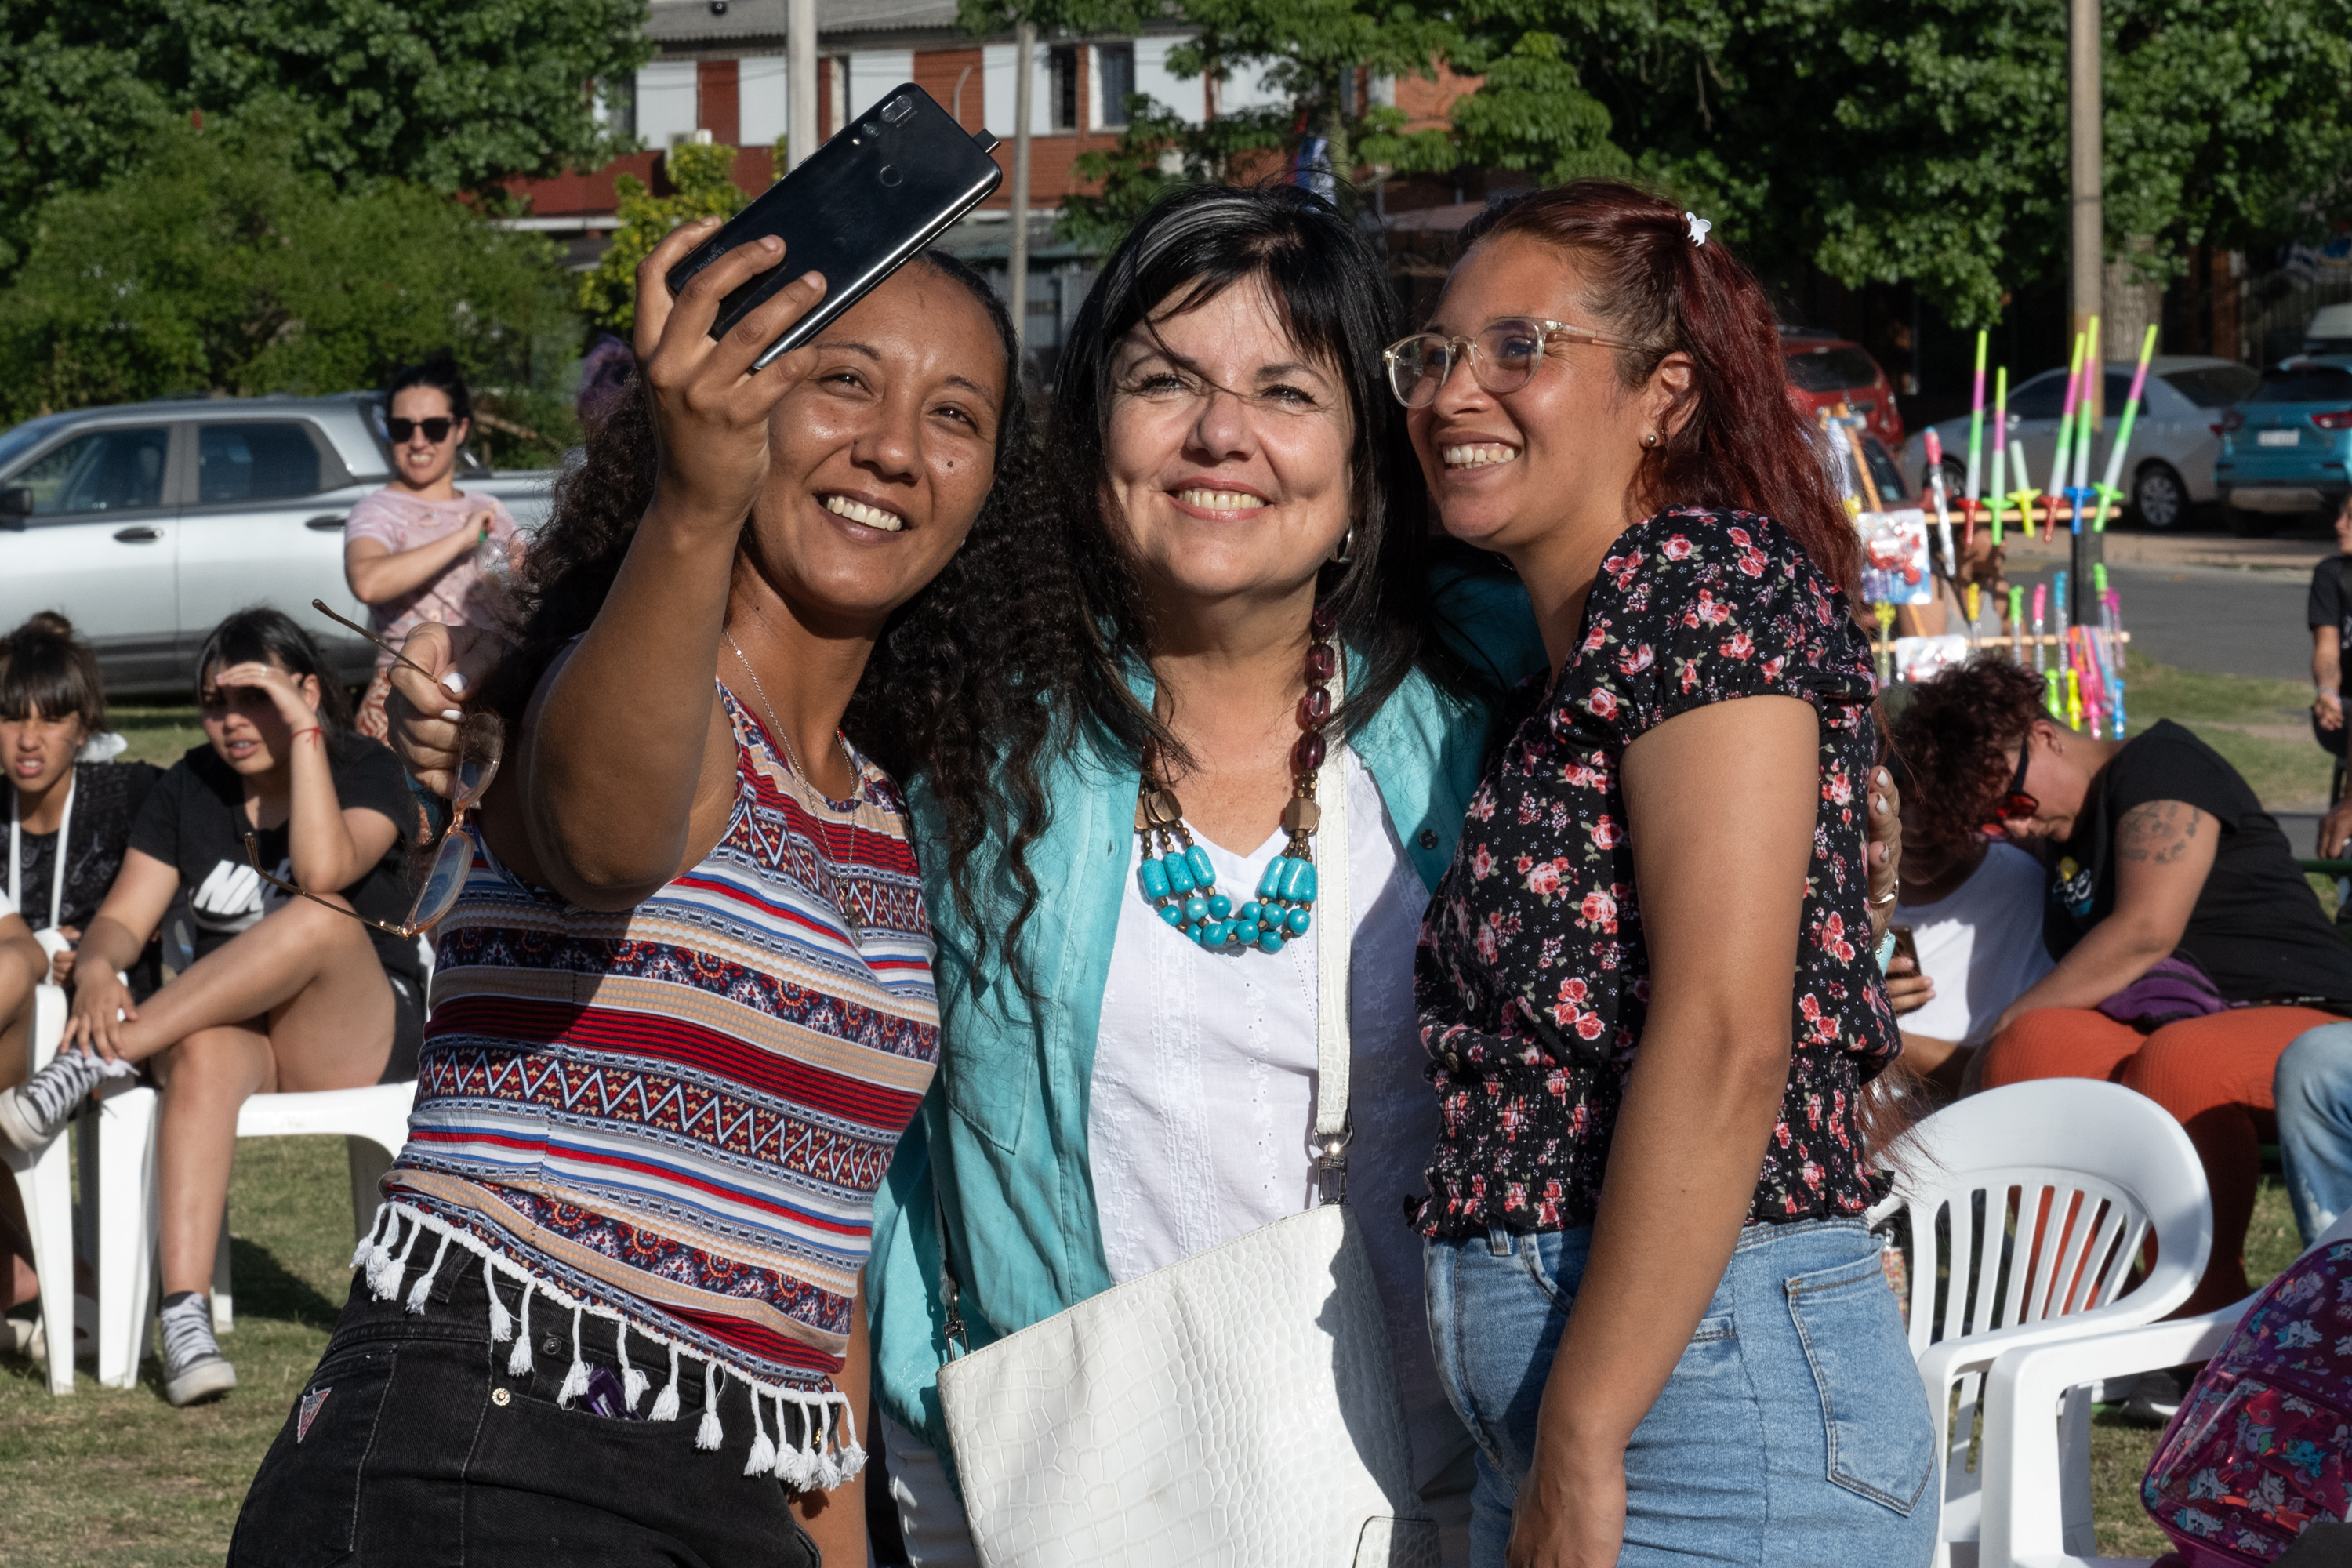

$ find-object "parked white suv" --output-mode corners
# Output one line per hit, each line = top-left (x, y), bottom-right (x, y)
(0, 393), (554, 696)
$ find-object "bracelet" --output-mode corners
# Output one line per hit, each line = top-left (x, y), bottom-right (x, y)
(1869, 889), (1899, 908)
(291, 724), (324, 743)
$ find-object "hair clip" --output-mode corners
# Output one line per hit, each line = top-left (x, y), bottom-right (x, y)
(1685, 212), (1712, 247)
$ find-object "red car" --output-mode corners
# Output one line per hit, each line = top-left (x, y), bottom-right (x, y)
(1780, 328), (1904, 451)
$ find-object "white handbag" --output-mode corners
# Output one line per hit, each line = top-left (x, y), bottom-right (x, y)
(934, 728), (1439, 1568)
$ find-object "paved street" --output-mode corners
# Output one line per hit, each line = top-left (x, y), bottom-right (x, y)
(2003, 550), (2315, 683)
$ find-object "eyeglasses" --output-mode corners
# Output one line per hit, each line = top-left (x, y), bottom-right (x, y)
(244, 599), (508, 938)
(1981, 738), (2039, 836)
(387, 416), (456, 445)
(1383, 318), (1651, 408)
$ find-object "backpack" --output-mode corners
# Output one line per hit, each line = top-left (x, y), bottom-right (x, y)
(2141, 1239), (2352, 1565)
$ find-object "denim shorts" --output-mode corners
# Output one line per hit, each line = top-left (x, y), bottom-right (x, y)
(227, 1247), (819, 1568)
(1425, 1218), (1937, 1567)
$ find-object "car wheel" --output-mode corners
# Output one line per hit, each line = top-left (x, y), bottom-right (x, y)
(1940, 457), (1967, 500)
(2133, 463), (2188, 530)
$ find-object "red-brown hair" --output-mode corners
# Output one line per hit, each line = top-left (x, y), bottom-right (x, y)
(1457, 181), (1859, 600)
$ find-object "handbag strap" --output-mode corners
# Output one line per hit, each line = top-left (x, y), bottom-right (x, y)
(1311, 658), (1352, 1206)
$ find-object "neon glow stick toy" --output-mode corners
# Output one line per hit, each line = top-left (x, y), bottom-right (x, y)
(2093, 323), (2160, 532)
(2047, 332), (2086, 529)
(2067, 316), (2100, 531)
(1965, 328), (1987, 511)
(1986, 368), (2009, 546)
(2007, 438), (2040, 543)
(1923, 427), (1956, 578)
(2009, 586), (2027, 664)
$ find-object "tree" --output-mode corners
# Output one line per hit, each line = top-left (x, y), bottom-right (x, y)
(576, 141), (753, 335)
(0, 114), (579, 463)
(0, 0), (652, 278)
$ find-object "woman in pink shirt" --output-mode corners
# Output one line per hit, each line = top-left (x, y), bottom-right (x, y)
(343, 354), (523, 739)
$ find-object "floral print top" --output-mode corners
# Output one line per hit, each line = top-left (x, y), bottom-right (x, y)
(1413, 506), (1896, 1238)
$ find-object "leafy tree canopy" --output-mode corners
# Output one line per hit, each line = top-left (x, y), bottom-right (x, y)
(0, 0), (652, 276)
(577, 141), (753, 335)
(0, 112), (579, 461)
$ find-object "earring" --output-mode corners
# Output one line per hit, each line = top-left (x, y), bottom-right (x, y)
(1641, 430), (1661, 448)
(1330, 526), (1356, 564)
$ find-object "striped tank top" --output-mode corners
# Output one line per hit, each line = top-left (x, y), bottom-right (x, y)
(369, 684), (935, 1484)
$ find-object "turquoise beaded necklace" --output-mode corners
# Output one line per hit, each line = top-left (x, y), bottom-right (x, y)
(1134, 604), (1338, 955)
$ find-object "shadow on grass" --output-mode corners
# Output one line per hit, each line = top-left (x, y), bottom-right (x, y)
(224, 1235), (340, 1331)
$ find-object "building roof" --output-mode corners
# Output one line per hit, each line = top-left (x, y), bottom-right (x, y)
(648, 0), (962, 48)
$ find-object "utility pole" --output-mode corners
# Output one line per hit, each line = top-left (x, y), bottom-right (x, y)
(788, 0), (817, 171)
(2068, 0), (2102, 626)
(1007, 19), (1036, 357)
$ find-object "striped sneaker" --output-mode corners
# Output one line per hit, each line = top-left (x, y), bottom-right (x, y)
(0, 1047), (111, 1155)
(158, 1292), (235, 1407)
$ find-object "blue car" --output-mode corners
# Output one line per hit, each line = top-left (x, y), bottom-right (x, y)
(2215, 355), (2352, 535)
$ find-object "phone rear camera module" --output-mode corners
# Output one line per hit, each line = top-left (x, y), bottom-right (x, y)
(878, 164), (903, 187)
(883, 95), (915, 124)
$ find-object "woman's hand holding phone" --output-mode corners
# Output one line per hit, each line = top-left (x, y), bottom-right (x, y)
(634, 220), (828, 536)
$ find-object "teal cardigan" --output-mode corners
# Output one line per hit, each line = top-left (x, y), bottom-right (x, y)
(867, 569), (1543, 1471)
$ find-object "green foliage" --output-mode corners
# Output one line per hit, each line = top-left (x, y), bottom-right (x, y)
(1062, 98), (1292, 252)
(0, 115), (580, 464)
(0, 0), (653, 279)
(1420, 0), (2352, 327)
(576, 141), (752, 336)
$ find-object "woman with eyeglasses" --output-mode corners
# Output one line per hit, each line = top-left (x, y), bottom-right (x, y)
(343, 352), (524, 740)
(0, 607), (423, 1408)
(1401, 183), (1933, 1566)
(1900, 656), (2352, 1327)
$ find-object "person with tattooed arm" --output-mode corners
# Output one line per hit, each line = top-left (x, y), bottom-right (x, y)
(1900, 659), (2352, 1323)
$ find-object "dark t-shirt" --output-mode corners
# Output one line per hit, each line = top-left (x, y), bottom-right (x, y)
(2307, 554), (2352, 645)
(128, 736), (422, 985)
(2045, 719), (2352, 1003)
(10, 760), (162, 934)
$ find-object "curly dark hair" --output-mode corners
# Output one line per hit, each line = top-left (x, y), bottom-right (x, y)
(482, 251), (1083, 963)
(1040, 182), (1504, 776)
(1891, 656), (2048, 854)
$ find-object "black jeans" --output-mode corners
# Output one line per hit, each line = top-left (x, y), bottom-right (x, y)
(228, 1247), (820, 1567)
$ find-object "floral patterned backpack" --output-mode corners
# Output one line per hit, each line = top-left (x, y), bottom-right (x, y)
(2141, 1237), (2352, 1564)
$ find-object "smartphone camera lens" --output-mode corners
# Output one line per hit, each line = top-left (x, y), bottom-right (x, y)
(883, 95), (915, 124)
(879, 165), (903, 187)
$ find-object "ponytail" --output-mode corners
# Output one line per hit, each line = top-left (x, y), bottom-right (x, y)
(1457, 182), (1859, 600)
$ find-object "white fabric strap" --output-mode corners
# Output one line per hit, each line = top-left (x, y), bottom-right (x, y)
(1310, 659), (1350, 1152)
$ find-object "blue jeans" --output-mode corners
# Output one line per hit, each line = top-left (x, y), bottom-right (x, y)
(2277, 1022), (2352, 1244)
(1425, 1219), (1937, 1566)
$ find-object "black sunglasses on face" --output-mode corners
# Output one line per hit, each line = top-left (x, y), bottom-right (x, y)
(388, 416), (456, 445)
(1983, 736), (2039, 835)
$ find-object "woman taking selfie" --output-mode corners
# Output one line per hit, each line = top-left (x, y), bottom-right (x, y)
(1405, 183), (1933, 1566)
(343, 354), (523, 740)
(0, 608), (423, 1408)
(234, 222), (1050, 1566)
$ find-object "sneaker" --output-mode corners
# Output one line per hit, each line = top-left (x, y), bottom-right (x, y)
(158, 1292), (235, 1406)
(2117, 1369), (2185, 1428)
(0, 1048), (113, 1154)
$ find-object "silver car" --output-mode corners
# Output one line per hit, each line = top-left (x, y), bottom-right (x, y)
(1900, 355), (2259, 530)
(0, 393), (554, 696)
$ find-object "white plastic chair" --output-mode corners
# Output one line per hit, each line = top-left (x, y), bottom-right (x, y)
(1977, 1206), (2352, 1568)
(4, 984), (78, 1394)
(1871, 1080), (2213, 1568)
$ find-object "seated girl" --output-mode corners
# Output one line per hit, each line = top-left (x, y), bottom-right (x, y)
(1, 612), (164, 1329)
(0, 608), (421, 1406)
(1904, 656), (2352, 1319)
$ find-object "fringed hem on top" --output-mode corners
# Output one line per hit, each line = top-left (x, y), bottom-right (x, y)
(355, 1200), (866, 1490)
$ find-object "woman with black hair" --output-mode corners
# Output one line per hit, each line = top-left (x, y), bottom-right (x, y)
(0, 612), (162, 1330)
(0, 607), (422, 1408)
(342, 351), (524, 739)
(235, 227), (1045, 1565)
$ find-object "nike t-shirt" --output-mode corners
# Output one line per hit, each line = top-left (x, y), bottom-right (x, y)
(2044, 719), (2352, 1004)
(128, 736), (422, 985)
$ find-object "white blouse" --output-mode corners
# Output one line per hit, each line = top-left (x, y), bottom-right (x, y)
(1088, 746), (1465, 1490)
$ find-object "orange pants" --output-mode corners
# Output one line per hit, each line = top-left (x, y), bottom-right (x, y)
(1981, 1005), (2339, 1318)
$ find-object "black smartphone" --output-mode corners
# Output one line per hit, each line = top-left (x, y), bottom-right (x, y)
(664, 84), (1003, 371)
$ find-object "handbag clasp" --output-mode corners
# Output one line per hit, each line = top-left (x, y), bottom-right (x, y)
(1315, 1128), (1352, 1206)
